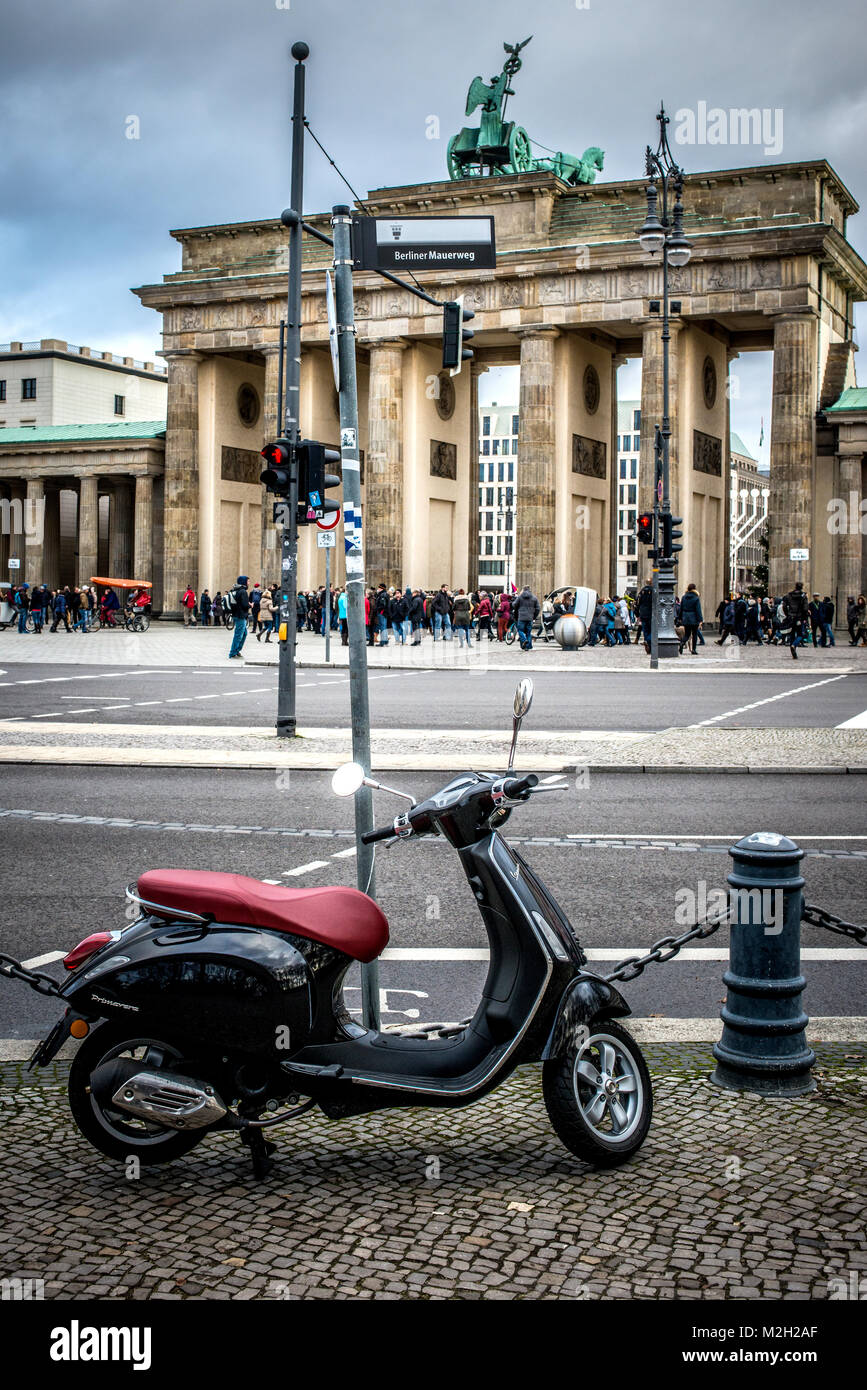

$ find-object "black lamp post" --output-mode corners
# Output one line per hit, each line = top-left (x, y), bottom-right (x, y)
(637, 105), (691, 662)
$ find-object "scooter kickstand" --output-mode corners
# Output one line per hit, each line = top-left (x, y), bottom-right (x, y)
(240, 1126), (277, 1180)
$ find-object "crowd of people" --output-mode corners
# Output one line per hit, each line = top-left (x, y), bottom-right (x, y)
(1, 582), (151, 633)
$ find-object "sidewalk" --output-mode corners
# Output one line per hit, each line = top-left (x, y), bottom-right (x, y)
(1, 625), (864, 674)
(0, 721), (864, 772)
(0, 1044), (863, 1299)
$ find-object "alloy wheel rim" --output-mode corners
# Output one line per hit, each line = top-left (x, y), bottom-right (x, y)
(572, 1033), (643, 1142)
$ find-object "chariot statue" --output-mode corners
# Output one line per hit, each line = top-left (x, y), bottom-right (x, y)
(446, 36), (604, 186)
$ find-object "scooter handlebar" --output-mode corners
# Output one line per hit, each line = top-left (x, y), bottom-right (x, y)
(500, 773), (539, 800)
(360, 823), (400, 845)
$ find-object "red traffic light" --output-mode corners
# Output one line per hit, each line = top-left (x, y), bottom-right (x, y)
(260, 438), (293, 493)
(636, 512), (655, 545)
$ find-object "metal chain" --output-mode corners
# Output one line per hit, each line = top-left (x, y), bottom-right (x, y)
(802, 904), (867, 946)
(603, 908), (731, 984)
(0, 953), (61, 997)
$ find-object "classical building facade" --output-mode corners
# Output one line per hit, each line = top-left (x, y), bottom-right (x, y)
(0, 340), (167, 598)
(615, 400), (641, 596)
(729, 434), (769, 591)
(124, 159), (867, 612)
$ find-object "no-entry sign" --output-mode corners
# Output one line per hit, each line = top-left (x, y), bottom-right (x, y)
(352, 216), (496, 273)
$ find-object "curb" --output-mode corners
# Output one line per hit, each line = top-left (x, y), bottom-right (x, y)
(0, 747), (864, 774)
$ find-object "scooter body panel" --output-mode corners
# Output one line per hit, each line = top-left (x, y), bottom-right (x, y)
(541, 973), (632, 1060)
(59, 915), (352, 1060)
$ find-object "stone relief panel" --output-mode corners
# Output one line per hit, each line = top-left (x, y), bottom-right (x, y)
(221, 446), (264, 485)
(430, 440), (457, 481)
(693, 429), (723, 476)
(572, 434), (607, 479)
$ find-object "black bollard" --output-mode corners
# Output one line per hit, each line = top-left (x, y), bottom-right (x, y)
(712, 831), (815, 1096)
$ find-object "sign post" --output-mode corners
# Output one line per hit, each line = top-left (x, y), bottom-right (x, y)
(333, 203), (379, 1029)
(790, 545), (809, 590)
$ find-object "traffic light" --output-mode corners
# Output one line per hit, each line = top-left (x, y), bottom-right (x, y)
(442, 295), (475, 375)
(260, 438), (293, 494)
(662, 513), (684, 557)
(296, 441), (341, 525)
(636, 511), (655, 545)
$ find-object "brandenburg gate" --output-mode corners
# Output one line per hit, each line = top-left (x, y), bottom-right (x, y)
(134, 154), (867, 608)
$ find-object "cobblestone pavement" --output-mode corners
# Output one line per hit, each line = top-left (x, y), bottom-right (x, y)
(0, 1046), (863, 1300)
(0, 721), (864, 772)
(1, 625), (864, 673)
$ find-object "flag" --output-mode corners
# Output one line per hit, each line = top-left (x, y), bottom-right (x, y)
(758, 417), (764, 448)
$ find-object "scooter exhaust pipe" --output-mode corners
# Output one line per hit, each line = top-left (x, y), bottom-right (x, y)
(108, 1068), (227, 1130)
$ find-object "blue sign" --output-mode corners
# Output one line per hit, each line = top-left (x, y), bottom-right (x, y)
(308, 491), (322, 508)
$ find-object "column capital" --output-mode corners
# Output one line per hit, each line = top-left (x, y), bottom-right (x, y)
(470, 361), (490, 377)
(159, 349), (205, 363)
(769, 308), (818, 325)
(611, 354), (628, 369)
(361, 336), (409, 353)
(509, 324), (561, 341)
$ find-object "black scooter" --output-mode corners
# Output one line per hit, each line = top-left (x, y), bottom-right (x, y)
(30, 679), (652, 1177)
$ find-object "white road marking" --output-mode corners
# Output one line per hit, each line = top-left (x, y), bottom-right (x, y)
(21, 951), (66, 969)
(282, 860), (329, 877)
(565, 833), (867, 842)
(134, 701), (163, 707)
(331, 846), (358, 858)
(837, 708), (867, 729)
(378, 947), (867, 962)
(689, 673), (851, 727)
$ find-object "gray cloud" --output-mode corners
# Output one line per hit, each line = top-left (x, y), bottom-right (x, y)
(1, 0), (865, 368)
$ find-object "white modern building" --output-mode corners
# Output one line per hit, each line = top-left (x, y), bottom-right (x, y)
(0, 338), (166, 430)
(477, 401), (518, 590)
(615, 400), (641, 596)
(730, 432), (769, 591)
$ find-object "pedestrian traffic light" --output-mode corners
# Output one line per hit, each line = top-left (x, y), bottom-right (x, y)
(442, 295), (475, 375)
(636, 511), (655, 545)
(260, 438), (293, 494)
(296, 441), (341, 525)
(662, 513), (684, 557)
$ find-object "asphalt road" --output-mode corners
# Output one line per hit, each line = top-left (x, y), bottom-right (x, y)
(1, 767), (863, 1038)
(0, 662), (865, 731)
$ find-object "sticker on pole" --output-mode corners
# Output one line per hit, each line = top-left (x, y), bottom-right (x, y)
(326, 270), (340, 393)
(341, 427), (357, 449)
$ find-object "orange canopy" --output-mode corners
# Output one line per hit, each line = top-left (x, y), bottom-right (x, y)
(89, 577), (152, 589)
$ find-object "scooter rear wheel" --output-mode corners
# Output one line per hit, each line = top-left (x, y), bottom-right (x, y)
(68, 1024), (210, 1165)
(543, 1020), (652, 1166)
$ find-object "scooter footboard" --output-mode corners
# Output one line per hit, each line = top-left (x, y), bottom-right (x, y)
(541, 973), (631, 1060)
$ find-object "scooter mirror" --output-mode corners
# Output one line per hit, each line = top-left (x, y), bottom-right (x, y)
(331, 762), (366, 797)
(513, 678), (534, 720)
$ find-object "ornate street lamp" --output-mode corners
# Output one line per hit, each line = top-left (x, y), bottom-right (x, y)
(637, 105), (692, 662)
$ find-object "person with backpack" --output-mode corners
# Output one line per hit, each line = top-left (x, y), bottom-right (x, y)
(14, 583), (30, 635)
(514, 585), (541, 652)
(678, 583), (704, 654)
(50, 587), (70, 633)
(475, 590), (494, 641)
(782, 581), (809, 659)
(227, 576), (251, 658)
(409, 589), (425, 644)
(496, 590), (512, 642)
(715, 595), (736, 645)
(181, 584), (196, 626)
(452, 589), (473, 646)
(388, 587), (407, 644)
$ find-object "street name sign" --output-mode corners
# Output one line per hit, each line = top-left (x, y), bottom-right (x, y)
(789, 547), (809, 562)
(352, 216), (496, 273)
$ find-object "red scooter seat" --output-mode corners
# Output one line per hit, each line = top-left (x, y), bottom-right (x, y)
(137, 869), (388, 964)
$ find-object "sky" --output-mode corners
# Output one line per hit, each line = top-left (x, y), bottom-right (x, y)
(2, 0), (865, 463)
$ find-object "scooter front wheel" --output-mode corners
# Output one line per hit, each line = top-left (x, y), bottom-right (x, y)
(543, 1020), (652, 1166)
(68, 1024), (210, 1165)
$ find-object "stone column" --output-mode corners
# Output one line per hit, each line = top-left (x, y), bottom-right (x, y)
(514, 327), (559, 596)
(109, 482), (133, 578)
(77, 474), (99, 584)
(366, 340), (407, 586)
(768, 312), (817, 595)
(723, 349), (738, 597)
(639, 319), (682, 517)
(261, 346), (282, 578)
(24, 477), (45, 586)
(43, 486), (61, 587)
(609, 354), (626, 597)
(162, 351), (201, 615)
(133, 474), (154, 580)
(836, 448), (864, 608)
(467, 362), (488, 593)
